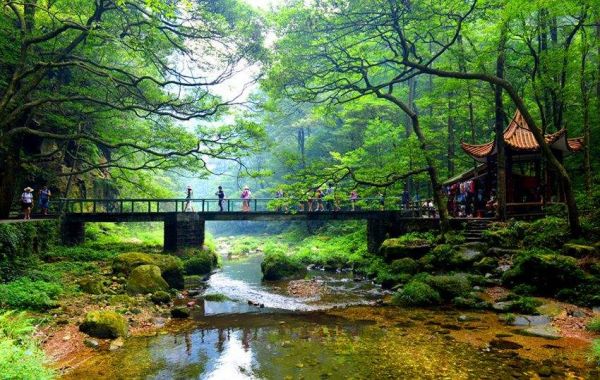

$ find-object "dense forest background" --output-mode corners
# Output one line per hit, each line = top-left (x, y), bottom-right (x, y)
(1, 0), (599, 233)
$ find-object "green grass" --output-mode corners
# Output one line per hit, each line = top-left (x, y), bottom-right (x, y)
(0, 278), (63, 310)
(0, 311), (54, 379)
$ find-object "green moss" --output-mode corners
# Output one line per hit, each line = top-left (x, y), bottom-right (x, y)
(380, 238), (432, 261)
(507, 296), (542, 314)
(150, 291), (171, 305)
(202, 293), (230, 302)
(78, 277), (106, 295)
(113, 252), (184, 289)
(391, 280), (441, 306)
(591, 339), (600, 367)
(562, 243), (597, 258)
(109, 294), (135, 306)
(126, 265), (169, 295)
(79, 310), (128, 339)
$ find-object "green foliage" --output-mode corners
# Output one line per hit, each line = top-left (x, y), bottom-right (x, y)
(0, 311), (54, 380)
(113, 252), (184, 289)
(126, 265), (169, 295)
(391, 280), (441, 306)
(0, 221), (57, 281)
(507, 296), (542, 315)
(591, 339), (600, 367)
(0, 278), (63, 310)
(390, 258), (420, 275)
(483, 218), (569, 250)
(150, 291), (171, 305)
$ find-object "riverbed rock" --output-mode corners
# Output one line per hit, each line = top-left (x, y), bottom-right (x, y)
(126, 265), (169, 295)
(183, 248), (219, 276)
(113, 252), (184, 289)
(84, 338), (100, 349)
(79, 310), (128, 339)
(492, 301), (514, 312)
(511, 315), (552, 327)
(562, 243), (597, 258)
(170, 306), (190, 319)
(474, 257), (499, 273)
(489, 339), (523, 350)
(487, 247), (521, 257)
(515, 324), (561, 340)
(380, 238), (432, 261)
(109, 337), (125, 351)
(150, 291), (171, 305)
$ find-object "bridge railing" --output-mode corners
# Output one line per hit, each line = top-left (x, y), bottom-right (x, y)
(58, 197), (437, 216)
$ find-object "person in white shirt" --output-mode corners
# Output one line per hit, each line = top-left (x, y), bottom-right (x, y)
(21, 187), (34, 220)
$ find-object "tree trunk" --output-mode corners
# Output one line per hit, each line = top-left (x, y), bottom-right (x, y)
(495, 27), (507, 221)
(581, 31), (592, 194)
(0, 139), (21, 218)
(447, 97), (455, 177)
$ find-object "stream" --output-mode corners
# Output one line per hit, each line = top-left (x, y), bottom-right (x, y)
(62, 239), (595, 379)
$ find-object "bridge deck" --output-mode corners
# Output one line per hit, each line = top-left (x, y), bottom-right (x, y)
(63, 210), (432, 222)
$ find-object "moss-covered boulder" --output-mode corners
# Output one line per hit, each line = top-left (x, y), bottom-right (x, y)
(79, 310), (128, 338)
(183, 249), (219, 275)
(423, 274), (471, 300)
(380, 238), (432, 261)
(261, 252), (306, 281)
(562, 243), (597, 258)
(126, 265), (169, 295)
(390, 258), (420, 275)
(502, 250), (585, 296)
(150, 290), (171, 305)
(170, 306), (190, 318)
(78, 278), (106, 295)
(391, 280), (441, 306)
(474, 257), (499, 273)
(113, 252), (184, 290)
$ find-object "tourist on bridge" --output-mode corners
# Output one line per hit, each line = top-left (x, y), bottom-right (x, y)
(184, 185), (194, 212)
(215, 186), (225, 212)
(315, 188), (324, 211)
(241, 186), (252, 212)
(275, 188), (287, 212)
(325, 183), (339, 211)
(349, 190), (358, 211)
(39, 186), (51, 215)
(21, 187), (34, 220)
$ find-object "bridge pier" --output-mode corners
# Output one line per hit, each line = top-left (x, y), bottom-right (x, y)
(164, 213), (205, 252)
(60, 219), (86, 246)
(367, 216), (441, 254)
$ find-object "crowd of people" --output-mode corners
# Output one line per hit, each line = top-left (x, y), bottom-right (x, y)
(179, 184), (440, 214)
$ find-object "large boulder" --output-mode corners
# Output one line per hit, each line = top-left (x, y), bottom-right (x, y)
(126, 265), (169, 295)
(391, 280), (441, 306)
(79, 310), (128, 339)
(380, 238), (432, 261)
(113, 252), (184, 290)
(502, 250), (585, 296)
(78, 277), (106, 295)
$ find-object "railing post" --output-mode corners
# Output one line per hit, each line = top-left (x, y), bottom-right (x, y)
(148, 201), (151, 213)
(93, 200), (96, 213)
(131, 201), (134, 213)
(254, 199), (257, 212)
(202, 199), (205, 212)
(157, 201), (160, 213)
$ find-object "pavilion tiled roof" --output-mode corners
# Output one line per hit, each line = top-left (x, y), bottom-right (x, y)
(461, 110), (585, 161)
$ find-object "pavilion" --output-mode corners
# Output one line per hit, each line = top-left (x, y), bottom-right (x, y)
(444, 110), (584, 216)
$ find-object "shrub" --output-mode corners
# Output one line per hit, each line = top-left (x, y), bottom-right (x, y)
(0, 311), (54, 379)
(502, 249), (585, 296)
(424, 275), (471, 300)
(150, 291), (171, 305)
(587, 318), (600, 333)
(522, 217), (569, 249)
(507, 296), (542, 314)
(261, 251), (306, 281)
(391, 280), (441, 306)
(0, 278), (63, 310)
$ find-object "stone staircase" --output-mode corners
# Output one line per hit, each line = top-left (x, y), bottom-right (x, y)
(464, 219), (493, 243)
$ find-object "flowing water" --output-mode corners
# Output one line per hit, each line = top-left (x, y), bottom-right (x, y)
(62, 239), (596, 379)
